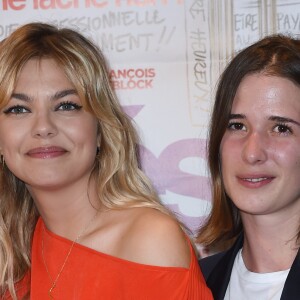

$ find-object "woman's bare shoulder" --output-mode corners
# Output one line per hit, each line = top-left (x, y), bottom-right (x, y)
(117, 207), (192, 268)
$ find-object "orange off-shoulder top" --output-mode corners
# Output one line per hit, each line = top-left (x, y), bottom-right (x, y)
(14, 218), (213, 299)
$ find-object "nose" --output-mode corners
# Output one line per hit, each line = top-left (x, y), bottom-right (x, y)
(31, 111), (58, 138)
(241, 131), (268, 164)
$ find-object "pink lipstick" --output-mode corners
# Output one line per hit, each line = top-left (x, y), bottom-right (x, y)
(27, 146), (67, 159)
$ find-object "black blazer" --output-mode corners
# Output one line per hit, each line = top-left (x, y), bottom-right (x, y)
(199, 235), (300, 300)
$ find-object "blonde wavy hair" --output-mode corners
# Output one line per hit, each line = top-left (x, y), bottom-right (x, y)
(0, 22), (173, 299)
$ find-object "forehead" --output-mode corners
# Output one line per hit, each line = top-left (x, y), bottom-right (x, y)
(232, 74), (300, 117)
(16, 58), (68, 83)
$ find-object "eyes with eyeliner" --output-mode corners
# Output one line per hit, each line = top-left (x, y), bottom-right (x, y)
(227, 121), (294, 136)
(3, 101), (83, 115)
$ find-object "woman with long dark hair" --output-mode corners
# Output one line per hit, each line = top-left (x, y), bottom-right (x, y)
(198, 34), (300, 300)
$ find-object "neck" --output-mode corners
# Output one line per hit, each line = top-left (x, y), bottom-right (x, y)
(241, 213), (299, 273)
(28, 177), (101, 240)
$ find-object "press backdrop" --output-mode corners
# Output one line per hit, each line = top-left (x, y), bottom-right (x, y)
(1, 0), (299, 250)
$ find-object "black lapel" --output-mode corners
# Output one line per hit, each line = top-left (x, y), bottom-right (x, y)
(206, 235), (243, 300)
(280, 248), (300, 300)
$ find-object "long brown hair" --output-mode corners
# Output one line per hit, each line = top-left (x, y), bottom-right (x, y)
(197, 34), (300, 251)
(0, 22), (174, 299)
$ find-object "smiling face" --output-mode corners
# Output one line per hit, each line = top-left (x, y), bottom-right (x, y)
(0, 58), (99, 190)
(220, 73), (300, 220)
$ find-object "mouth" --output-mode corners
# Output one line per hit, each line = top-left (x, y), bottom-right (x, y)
(27, 146), (67, 159)
(242, 177), (268, 183)
(237, 176), (275, 188)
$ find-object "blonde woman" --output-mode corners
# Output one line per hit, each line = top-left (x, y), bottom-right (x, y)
(0, 23), (212, 299)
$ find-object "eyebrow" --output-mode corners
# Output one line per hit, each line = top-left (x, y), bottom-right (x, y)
(11, 89), (78, 102)
(269, 115), (300, 127)
(228, 114), (245, 120)
(229, 114), (300, 127)
(11, 93), (31, 102)
(51, 89), (78, 101)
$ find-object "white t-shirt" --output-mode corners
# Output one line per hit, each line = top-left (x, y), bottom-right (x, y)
(224, 249), (289, 300)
